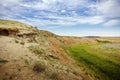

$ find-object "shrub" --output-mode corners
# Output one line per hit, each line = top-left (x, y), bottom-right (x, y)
(32, 61), (46, 73)
(45, 69), (61, 80)
(49, 71), (60, 80)
(24, 59), (29, 65)
(20, 41), (25, 45)
(28, 46), (45, 55)
(15, 39), (19, 43)
(32, 60), (61, 80)
(0, 59), (8, 63)
(33, 64), (46, 73)
(96, 40), (111, 43)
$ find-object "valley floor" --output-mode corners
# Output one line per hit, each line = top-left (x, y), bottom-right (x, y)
(66, 42), (120, 80)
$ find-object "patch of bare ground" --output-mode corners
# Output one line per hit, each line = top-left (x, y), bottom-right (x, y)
(0, 35), (85, 80)
(0, 36), (48, 80)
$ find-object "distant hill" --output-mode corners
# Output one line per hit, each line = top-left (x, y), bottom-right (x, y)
(84, 36), (100, 38)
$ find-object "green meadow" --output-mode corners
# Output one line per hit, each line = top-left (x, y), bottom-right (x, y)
(66, 43), (120, 80)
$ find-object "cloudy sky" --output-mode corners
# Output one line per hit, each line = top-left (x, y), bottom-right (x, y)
(0, 0), (120, 36)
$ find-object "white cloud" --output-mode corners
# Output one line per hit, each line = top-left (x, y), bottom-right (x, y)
(21, 1), (49, 10)
(20, 0), (88, 11)
(61, 10), (66, 13)
(89, 0), (120, 17)
(0, 0), (120, 28)
(76, 16), (104, 24)
(17, 16), (104, 27)
(103, 20), (120, 26)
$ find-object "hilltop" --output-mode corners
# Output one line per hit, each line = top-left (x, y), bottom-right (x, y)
(0, 19), (120, 80)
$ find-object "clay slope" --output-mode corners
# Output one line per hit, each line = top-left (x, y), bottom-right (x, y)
(0, 19), (91, 80)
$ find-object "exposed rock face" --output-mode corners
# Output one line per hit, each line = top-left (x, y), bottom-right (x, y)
(0, 28), (19, 36)
(0, 29), (9, 36)
(0, 27), (38, 39)
(17, 32), (37, 38)
(0, 19), (38, 38)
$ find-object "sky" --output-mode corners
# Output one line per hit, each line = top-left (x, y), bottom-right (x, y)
(0, 0), (120, 36)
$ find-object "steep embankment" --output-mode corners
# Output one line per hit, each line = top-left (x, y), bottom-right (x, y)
(0, 19), (92, 80)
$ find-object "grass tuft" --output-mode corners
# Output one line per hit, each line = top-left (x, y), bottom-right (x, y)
(28, 46), (45, 55)
(33, 62), (46, 73)
(0, 59), (8, 63)
(20, 41), (25, 45)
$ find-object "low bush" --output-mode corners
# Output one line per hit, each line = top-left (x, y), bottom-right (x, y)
(32, 61), (46, 73)
(20, 41), (25, 45)
(0, 59), (8, 63)
(28, 46), (45, 55)
(96, 40), (111, 43)
(45, 69), (61, 80)
(15, 39), (19, 43)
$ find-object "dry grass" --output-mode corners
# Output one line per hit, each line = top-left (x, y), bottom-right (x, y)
(28, 46), (45, 55)
(0, 59), (8, 63)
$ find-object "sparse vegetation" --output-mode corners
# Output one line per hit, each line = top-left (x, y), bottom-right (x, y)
(14, 39), (25, 45)
(15, 39), (19, 43)
(28, 46), (45, 55)
(0, 59), (8, 63)
(20, 41), (25, 45)
(46, 69), (60, 80)
(33, 61), (46, 73)
(32, 60), (61, 80)
(24, 59), (29, 65)
(0, 77), (5, 80)
(96, 39), (111, 43)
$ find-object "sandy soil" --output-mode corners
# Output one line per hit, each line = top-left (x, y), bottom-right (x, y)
(0, 36), (46, 80)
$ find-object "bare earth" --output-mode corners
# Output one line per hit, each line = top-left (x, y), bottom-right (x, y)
(0, 36), (47, 80)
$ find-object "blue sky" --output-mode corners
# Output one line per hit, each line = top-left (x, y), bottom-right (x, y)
(0, 0), (120, 36)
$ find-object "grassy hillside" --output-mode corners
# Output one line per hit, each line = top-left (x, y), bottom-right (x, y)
(0, 19), (120, 80)
(0, 19), (32, 29)
(66, 43), (120, 80)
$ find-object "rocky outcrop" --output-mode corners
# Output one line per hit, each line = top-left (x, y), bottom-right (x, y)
(0, 28), (19, 36)
(0, 19), (38, 38)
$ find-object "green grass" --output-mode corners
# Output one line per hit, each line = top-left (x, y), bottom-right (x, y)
(66, 44), (120, 80)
